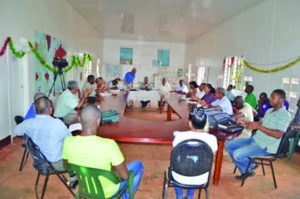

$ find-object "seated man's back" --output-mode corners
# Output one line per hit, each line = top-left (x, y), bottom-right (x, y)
(63, 135), (124, 197)
(15, 97), (71, 163)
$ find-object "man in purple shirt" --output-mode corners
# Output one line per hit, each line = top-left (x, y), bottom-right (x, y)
(257, 92), (270, 118)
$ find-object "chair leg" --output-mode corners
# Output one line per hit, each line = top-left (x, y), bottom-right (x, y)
(270, 161), (277, 189)
(56, 173), (76, 197)
(19, 148), (28, 171)
(205, 187), (209, 199)
(35, 173), (40, 192)
(241, 160), (252, 187)
(197, 188), (201, 199)
(162, 171), (168, 199)
(233, 166), (237, 174)
(40, 174), (49, 199)
(261, 160), (265, 176)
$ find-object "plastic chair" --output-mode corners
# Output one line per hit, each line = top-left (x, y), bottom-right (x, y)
(25, 135), (75, 199)
(238, 131), (291, 189)
(14, 115), (29, 172)
(162, 139), (214, 199)
(288, 130), (300, 160)
(66, 163), (134, 199)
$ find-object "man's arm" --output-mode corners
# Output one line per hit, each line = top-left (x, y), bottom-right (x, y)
(246, 122), (283, 138)
(112, 162), (128, 180)
(75, 88), (91, 109)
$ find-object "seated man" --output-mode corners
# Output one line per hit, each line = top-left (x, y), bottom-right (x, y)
(24, 92), (46, 120)
(82, 74), (96, 97)
(226, 85), (235, 102)
(175, 79), (189, 94)
(208, 87), (233, 115)
(140, 76), (151, 108)
(244, 85), (257, 109)
(15, 96), (76, 183)
(173, 106), (218, 199)
(157, 77), (171, 108)
(256, 92), (270, 119)
(63, 104), (143, 199)
(232, 96), (254, 138)
(54, 80), (91, 125)
(225, 89), (291, 180)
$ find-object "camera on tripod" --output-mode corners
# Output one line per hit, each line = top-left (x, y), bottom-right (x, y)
(52, 57), (68, 72)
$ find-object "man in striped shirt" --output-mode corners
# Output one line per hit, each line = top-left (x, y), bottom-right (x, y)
(225, 89), (291, 180)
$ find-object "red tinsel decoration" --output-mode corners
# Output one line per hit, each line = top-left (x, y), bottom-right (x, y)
(0, 37), (10, 57)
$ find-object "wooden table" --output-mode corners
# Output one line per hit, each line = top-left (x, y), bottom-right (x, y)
(97, 92), (241, 185)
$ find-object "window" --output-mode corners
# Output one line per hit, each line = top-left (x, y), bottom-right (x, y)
(197, 66), (205, 84)
(120, 47), (133, 65)
(157, 49), (170, 66)
(223, 56), (244, 89)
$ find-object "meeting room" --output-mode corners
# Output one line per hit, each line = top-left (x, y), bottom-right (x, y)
(0, 0), (300, 198)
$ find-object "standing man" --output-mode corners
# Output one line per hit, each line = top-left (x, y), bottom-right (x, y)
(244, 85), (257, 109)
(225, 89), (291, 180)
(124, 68), (137, 89)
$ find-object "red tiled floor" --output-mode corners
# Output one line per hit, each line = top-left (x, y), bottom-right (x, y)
(1, 108), (300, 199)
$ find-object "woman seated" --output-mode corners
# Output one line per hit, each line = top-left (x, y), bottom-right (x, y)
(191, 83), (216, 106)
(172, 106), (218, 199)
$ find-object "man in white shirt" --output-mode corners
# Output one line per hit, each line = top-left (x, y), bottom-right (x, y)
(232, 96), (254, 138)
(158, 77), (171, 93)
(175, 79), (189, 94)
(82, 75), (96, 97)
(172, 106), (218, 199)
(209, 87), (233, 115)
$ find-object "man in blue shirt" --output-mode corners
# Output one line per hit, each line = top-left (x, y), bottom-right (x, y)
(15, 96), (73, 173)
(124, 68), (136, 89)
(23, 92), (46, 120)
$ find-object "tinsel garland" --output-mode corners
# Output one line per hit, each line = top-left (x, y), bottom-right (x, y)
(0, 36), (93, 74)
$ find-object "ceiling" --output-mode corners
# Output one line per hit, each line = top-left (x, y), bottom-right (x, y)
(67, 0), (265, 42)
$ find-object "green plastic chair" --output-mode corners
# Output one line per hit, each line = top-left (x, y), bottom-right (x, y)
(288, 130), (300, 160)
(67, 163), (134, 199)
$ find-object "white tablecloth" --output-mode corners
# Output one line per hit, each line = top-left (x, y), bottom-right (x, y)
(127, 90), (161, 102)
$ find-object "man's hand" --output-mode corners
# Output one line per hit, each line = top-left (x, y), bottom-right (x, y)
(246, 122), (262, 130)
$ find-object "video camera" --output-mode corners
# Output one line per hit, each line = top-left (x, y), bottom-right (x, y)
(52, 57), (68, 72)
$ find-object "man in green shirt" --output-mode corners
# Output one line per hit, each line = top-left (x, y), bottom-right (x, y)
(54, 80), (91, 125)
(63, 104), (143, 198)
(244, 85), (257, 109)
(225, 89), (291, 180)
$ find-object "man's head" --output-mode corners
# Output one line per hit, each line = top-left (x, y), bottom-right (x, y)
(188, 106), (207, 130)
(259, 92), (268, 102)
(179, 79), (184, 86)
(95, 77), (103, 85)
(87, 75), (95, 84)
(189, 81), (198, 89)
(132, 68), (137, 74)
(33, 92), (46, 102)
(80, 104), (101, 135)
(215, 87), (226, 99)
(245, 85), (254, 94)
(233, 96), (244, 110)
(162, 78), (167, 85)
(199, 83), (206, 91)
(227, 85), (233, 92)
(35, 96), (53, 115)
(270, 89), (286, 107)
(67, 81), (79, 94)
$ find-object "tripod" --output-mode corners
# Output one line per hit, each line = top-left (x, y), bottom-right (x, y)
(48, 69), (66, 97)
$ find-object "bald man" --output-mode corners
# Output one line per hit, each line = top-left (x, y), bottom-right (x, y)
(15, 97), (73, 174)
(63, 104), (144, 198)
(23, 92), (46, 120)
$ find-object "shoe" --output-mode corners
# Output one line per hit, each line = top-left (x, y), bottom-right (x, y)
(235, 171), (255, 180)
(69, 180), (78, 189)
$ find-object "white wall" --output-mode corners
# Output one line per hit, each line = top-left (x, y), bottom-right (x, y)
(102, 39), (185, 87)
(185, 0), (300, 112)
(0, 0), (102, 141)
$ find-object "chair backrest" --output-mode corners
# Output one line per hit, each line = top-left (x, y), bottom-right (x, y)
(66, 163), (134, 199)
(170, 139), (214, 177)
(14, 115), (24, 125)
(25, 135), (53, 174)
